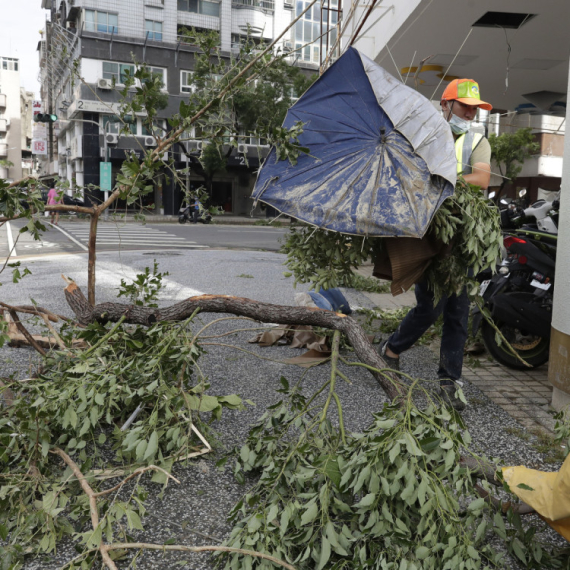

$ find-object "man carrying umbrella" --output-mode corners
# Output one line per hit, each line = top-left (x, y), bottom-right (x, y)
(379, 79), (493, 411)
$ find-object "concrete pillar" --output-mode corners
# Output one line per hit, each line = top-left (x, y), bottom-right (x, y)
(549, 57), (570, 412)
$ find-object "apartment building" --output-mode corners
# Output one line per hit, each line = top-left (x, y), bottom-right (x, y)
(0, 56), (25, 182)
(39, 0), (322, 214)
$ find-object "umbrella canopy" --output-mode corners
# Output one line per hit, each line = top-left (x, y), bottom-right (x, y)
(253, 47), (457, 237)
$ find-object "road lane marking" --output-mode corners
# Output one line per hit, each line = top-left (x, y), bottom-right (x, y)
(96, 242), (209, 248)
(48, 222), (89, 251)
(6, 221), (17, 257)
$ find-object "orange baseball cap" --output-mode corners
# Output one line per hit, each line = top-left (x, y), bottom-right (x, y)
(441, 79), (492, 111)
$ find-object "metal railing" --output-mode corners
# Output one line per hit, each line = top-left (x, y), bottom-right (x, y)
(232, 0), (275, 12)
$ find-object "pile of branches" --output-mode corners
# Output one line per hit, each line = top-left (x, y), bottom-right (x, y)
(282, 180), (502, 301)
(0, 275), (568, 568)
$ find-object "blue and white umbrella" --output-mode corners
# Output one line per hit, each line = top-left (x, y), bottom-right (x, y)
(253, 47), (457, 238)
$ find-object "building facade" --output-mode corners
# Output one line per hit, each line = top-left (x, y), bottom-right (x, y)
(0, 56), (25, 182)
(39, 0), (320, 214)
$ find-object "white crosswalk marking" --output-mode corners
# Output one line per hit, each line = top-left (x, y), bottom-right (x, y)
(59, 225), (208, 250)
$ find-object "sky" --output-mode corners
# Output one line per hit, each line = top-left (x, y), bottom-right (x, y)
(0, 0), (47, 98)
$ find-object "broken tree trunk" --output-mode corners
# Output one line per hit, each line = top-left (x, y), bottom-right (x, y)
(63, 278), (405, 401)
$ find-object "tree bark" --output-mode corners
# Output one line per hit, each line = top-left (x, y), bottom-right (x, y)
(64, 280), (405, 401)
(87, 212), (99, 306)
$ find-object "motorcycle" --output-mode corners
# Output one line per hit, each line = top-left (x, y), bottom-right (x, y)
(472, 229), (556, 369)
(498, 189), (559, 234)
(178, 204), (212, 224)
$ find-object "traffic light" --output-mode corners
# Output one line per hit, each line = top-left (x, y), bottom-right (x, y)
(33, 113), (58, 123)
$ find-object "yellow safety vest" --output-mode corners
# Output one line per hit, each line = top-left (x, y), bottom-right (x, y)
(455, 131), (484, 175)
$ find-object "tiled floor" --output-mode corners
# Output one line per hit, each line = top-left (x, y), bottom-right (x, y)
(463, 361), (555, 432)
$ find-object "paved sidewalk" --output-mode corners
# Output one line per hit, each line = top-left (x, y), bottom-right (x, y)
(356, 264), (555, 433)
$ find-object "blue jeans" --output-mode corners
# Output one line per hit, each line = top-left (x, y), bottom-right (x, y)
(386, 281), (470, 381)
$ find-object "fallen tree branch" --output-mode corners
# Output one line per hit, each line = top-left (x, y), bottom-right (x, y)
(7, 309), (47, 356)
(0, 302), (70, 323)
(51, 448), (296, 570)
(63, 279), (405, 401)
(104, 543), (298, 569)
(474, 483), (536, 515)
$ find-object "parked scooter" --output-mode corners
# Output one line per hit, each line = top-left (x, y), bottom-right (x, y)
(178, 204), (212, 224)
(472, 228), (556, 369)
(498, 189), (559, 234)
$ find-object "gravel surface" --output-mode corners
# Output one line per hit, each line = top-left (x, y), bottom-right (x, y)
(1, 249), (565, 569)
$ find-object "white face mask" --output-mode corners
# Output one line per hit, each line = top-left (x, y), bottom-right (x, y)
(449, 113), (471, 135)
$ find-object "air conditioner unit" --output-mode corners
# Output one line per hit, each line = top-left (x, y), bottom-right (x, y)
(185, 140), (203, 152)
(144, 136), (157, 147)
(238, 143), (247, 154)
(283, 41), (293, 52)
(284, 0), (293, 6)
(105, 133), (119, 145)
(97, 78), (112, 90)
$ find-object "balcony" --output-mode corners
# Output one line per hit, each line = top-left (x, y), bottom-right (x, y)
(0, 143), (7, 156)
(232, 0), (274, 12)
(0, 94), (6, 109)
(0, 119), (7, 132)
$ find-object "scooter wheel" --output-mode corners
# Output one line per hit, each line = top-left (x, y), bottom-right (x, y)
(481, 319), (550, 369)
(204, 217), (212, 224)
(178, 215), (187, 224)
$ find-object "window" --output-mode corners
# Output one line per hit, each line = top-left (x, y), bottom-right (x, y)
(142, 119), (167, 137)
(102, 62), (135, 84)
(178, 0), (220, 17)
(145, 20), (163, 41)
(294, 0), (338, 64)
(181, 71), (194, 93)
(102, 114), (136, 135)
(1, 58), (18, 71)
(181, 71), (222, 93)
(85, 10), (118, 34)
(142, 66), (166, 89)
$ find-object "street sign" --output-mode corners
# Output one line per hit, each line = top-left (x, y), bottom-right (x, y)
(31, 139), (47, 155)
(100, 161), (112, 191)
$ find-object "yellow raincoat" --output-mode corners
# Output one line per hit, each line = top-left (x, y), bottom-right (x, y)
(503, 454), (570, 541)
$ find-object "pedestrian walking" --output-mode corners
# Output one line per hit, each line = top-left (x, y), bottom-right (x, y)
(47, 186), (63, 225)
(379, 78), (493, 411)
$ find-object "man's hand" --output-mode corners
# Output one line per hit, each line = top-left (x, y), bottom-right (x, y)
(463, 162), (491, 190)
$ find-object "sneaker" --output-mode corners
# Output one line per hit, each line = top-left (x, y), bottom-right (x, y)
(378, 339), (399, 371)
(438, 382), (466, 411)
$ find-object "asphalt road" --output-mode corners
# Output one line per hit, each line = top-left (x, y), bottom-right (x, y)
(1, 218), (288, 260)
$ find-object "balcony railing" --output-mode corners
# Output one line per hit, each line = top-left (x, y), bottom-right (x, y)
(0, 119), (7, 133)
(232, 0), (274, 12)
(0, 94), (6, 109)
(0, 143), (7, 156)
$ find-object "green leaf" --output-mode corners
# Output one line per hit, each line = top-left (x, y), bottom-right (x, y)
(403, 433), (423, 456)
(415, 546), (430, 560)
(354, 493), (376, 508)
(516, 483), (534, 491)
(94, 393), (105, 405)
(126, 510), (144, 530)
(512, 538), (527, 564)
(468, 497), (486, 512)
(135, 439), (148, 462)
(388, 442), (401, 464)
(87, 524), (103, 548)
(300, 502), (318, 526)
(143, 431), (159, 461)
(317, 536), (331, 570)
